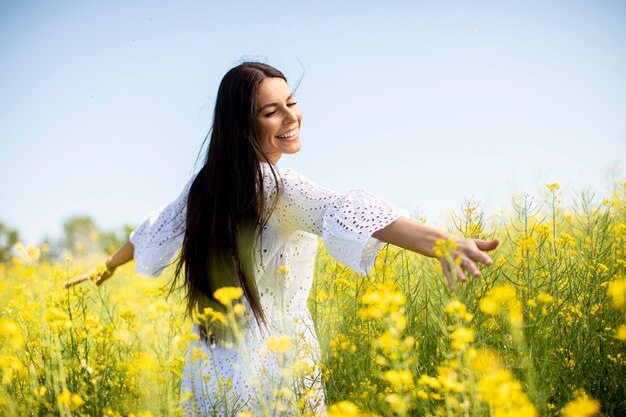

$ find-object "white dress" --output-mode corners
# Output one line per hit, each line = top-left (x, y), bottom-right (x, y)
(129, 163), (403, 416)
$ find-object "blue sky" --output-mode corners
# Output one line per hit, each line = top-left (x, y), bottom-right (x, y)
(1, 1), (625, 244)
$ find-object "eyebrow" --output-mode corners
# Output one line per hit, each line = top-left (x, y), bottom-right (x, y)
(257, 93), (294, 114)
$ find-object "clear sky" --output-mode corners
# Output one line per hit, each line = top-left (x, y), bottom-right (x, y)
(1, 0), (625, 245)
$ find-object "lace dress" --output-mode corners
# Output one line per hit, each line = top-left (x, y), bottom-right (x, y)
(129, 163), (403, 416)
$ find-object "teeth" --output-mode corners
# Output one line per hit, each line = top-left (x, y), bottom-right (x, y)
(277, 128), (297, 139)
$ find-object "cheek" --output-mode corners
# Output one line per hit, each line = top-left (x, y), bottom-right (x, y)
(256, 121), (271, 140)
(258, 119), (278, 137)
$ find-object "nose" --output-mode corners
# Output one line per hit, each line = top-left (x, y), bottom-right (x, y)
(283, 106), (298, 124)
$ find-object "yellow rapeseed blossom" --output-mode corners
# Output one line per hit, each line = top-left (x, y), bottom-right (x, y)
(479, 284), (523, 327)
(418, 374), (441, 389)
(607, 279), (626, 310)
(433, 238), (458, 258)
(213, 287), (243, 306)
(267, 336), (291, 353)
(450, 327), (474, 350)
(436, 366), (464, 393)
(561, 395), (601, 417)
(479, 297), (500, 315)
(195, 307), (226, 325)
(477, 369), (537, 417)
(469, 348), (502, 375)
(547, 182), (560, 193)
(57, 388), (83, 407)
(233, 303), (245, 317)
(443, 300), (474, 322)
(57, 388), (72, 405)
(384, 369), (414, 389)
(27, 244), (41, 260)
(615, 325), (626, 342)
(0, 317), (24, 350)
(385, 393), (409, 414)
(537, 292), (554, 304)
(358, 282), (406, 320)
(327, 401), (361, 417)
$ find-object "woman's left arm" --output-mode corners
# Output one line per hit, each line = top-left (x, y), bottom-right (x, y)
(372, 217), (499, 289)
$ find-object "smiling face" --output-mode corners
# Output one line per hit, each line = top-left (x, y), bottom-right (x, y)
(256, 77), (302, 164)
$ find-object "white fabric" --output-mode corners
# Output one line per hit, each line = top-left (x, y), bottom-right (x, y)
(129, 163), (404, 416)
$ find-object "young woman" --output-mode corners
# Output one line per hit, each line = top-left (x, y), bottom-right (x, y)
(65, 62), (498, 416)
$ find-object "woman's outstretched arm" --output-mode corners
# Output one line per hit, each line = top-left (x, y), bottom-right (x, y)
(62, 241), (135, 288)
(372, 217), (499, 289)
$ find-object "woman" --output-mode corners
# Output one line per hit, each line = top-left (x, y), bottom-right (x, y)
(65, 62), (498, 416)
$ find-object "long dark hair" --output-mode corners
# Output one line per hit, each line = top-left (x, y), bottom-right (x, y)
(172, 62), (285, 338)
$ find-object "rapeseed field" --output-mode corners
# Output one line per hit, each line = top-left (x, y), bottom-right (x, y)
(1, 182), (625, 416)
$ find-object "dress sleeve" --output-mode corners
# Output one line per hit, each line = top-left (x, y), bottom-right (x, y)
(271, 168), (405, 275)
(129, 176), (195, 277)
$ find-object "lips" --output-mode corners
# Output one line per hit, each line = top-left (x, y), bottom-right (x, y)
(276, 127), (299, 139)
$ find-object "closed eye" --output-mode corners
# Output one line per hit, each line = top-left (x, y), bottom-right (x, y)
(264, 102), (298, 117)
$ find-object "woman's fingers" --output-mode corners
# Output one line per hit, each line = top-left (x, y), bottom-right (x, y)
(62, 266), (113, 289)
(466, 239), (499, 266)
(455, 263), (468, 283)
(440, 259), (455, 290)
(460, 256), (481, 277)
(62, 274), (90, 289)
(474, 238), (500, 252)
(439, 237), (500, 290)
(95, 273), (112, 286)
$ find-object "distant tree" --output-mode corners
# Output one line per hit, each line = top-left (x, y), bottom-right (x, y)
(96, 224), (135, 255)
(62, 216), (99, 255)
(0, 221), (20, 263)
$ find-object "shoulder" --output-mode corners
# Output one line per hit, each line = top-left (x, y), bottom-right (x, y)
(261, 163), (326, 194)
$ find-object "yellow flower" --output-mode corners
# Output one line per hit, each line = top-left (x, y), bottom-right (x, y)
(195, 307), (226, 325)
(450, 327), (474, 350)
(608, 279), (626, 310)
(71, 394), (84, 407)
(433, 238), (458, 258)
(418, 374), (441, 389)
(0, 318), (23, 350)
(233, 303), (245, 317)
(470, 348), (502, 375)
(479, 297), (500, 315)
(480, 284), (523, 327)
(616, 325), (626, 342)
(384, 369), (414, 389)
(443, 300), (473, 321)
(478, 369), (537, 416)
(57, 388), (72, 405)
(57, 388), (82, 407)
(213, 287), (243, 306)
(327, 401), (361, 417)
(27, 245), (41, 260)
(267, 336), (291, 353)
(385, 393), (408, 413)
(561, 395), (601, 417)
(537, 292), (554, 304)
(547, 182), (560, 193)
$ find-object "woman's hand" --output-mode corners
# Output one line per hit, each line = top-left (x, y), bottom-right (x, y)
(62, 263), (115, 288)
(373, 217), (500, 289)
(437, 237), (499, 290)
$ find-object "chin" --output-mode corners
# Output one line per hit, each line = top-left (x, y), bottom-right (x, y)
(287, 142), (302, 155)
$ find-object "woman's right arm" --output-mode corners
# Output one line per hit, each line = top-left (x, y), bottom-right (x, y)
(105, 240), (135, 271)
(63, 241), (135, 288)
(62, 174), (196, 289)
